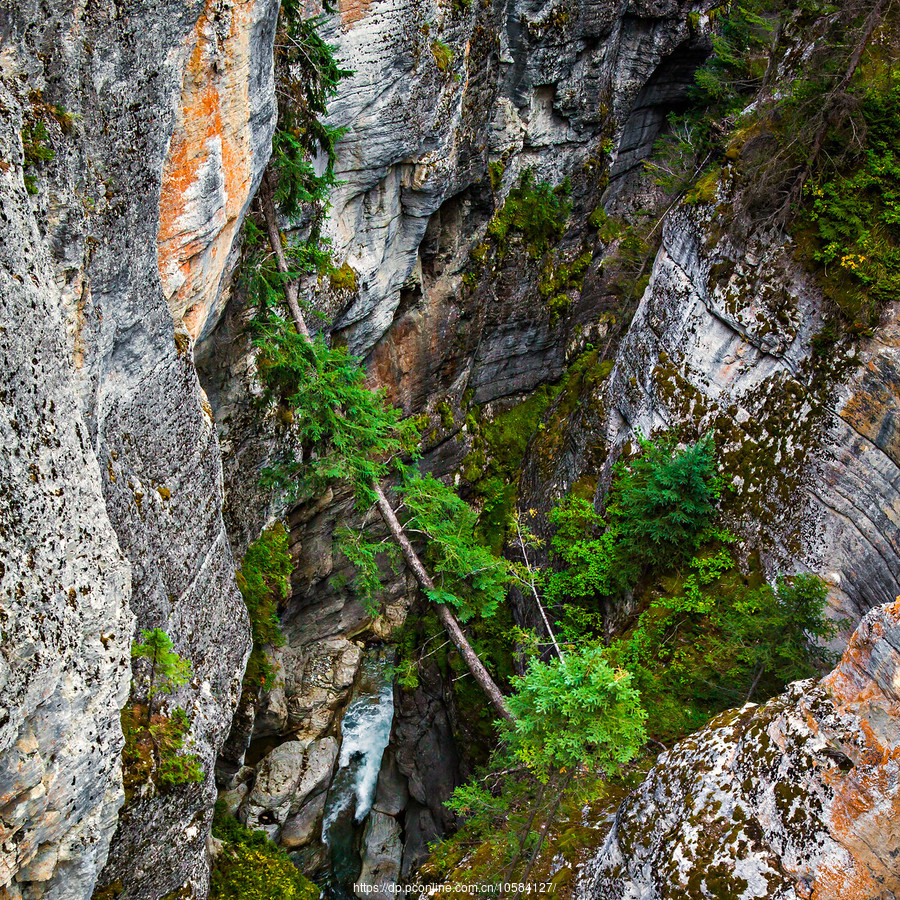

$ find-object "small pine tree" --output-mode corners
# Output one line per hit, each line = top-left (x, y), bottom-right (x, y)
(610, 432), (721, 570)
(131, 628), (192, 724)
(506, 645), (646, 776)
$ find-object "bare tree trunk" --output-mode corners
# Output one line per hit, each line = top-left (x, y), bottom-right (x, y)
(259, 168), (310, 339)
(745, 662), (765, 703)
(372, 482), (513, 722)
(502, 773), (552, 889)
(258, 169), (511, 721)
(513, 517), (564, 660)
(514, 769), (574, 897)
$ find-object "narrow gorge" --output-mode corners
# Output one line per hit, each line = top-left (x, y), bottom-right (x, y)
(1, 0), (898, 898)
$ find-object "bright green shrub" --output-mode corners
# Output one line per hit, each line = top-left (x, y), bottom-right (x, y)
(237, 523), (292, 692)
(506, 645), (646, 775)
(211, 801), (320, 900)
(488, 170), (571, 258)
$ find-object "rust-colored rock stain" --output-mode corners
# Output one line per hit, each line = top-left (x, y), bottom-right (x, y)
(157, 0), (259, 340)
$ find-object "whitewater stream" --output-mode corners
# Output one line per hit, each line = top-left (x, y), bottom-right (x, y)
(321, 648), (396, 894)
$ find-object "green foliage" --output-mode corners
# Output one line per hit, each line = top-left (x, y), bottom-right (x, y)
(489, 159), (506, 192)
(431, 39), (454, 72)
(132, 628), (192, 707)
(538, 249), (592, 324)
(609, 432), (722, 570)
(715, 572), (840, 687)
(645, 1), (777, 199)
(540, 434), (722, 636)
(255, 326), (418, 505)
(151, 707), (204, 786)
(435, 754), (649, 889)
(506, 645), (646, 775)
(542, 498), (630, 617)
(399, 471), (509, 622)
(211, 801), (320, 900)
(237, 523), (291, 692)
(692, 4), (773, 108)
(269, 9), (350, 220)
(800, 76), (900, 329)
(123, 630), (201, 791)
(488, 170), (571, 258)
(240, 12), (349, 314)
(121, 703), (203, 796)
(329, 260), (359, 292)
(608, 553), (839, 742)
(334, 524), (399, 613)
(21, 118), (54, 195)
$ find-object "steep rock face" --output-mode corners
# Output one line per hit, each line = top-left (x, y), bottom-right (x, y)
(597, 200), (900, 621)
(580, 596), (900, 899)
(0, 83), (133, 900)
(0, 0), (277, 895)
(319, 0), (709, 355)
(158, 0), (278, 343)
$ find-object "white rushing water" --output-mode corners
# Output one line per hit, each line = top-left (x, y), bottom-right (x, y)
(322, 649), (395, 846)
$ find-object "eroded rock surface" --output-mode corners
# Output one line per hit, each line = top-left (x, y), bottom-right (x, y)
(0, 82), (133, 900)
(580, 598), (900, 900)
(1, 0), (277, 894)
(598, 200), (900, 622)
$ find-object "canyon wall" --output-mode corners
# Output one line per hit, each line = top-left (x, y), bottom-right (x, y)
(0, 0), (276, 894)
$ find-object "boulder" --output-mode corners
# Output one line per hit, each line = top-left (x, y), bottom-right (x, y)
(581, 598), (900, 899)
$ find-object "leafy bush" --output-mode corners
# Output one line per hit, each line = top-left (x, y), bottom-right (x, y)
(211, 801), (320, 900)
(506, 645), (646, 775)
(488, 170), (571, 258)
(800, 76), (900, 328)
(608, 554), (839, 742)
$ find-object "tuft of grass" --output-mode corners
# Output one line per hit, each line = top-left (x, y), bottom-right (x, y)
(431, 39), (454, 72)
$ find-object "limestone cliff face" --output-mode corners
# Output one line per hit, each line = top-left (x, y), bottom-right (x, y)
(0, 0), (276, 896)
(579, 596), (900, 899)
(0, 81), (133, 900)
(597, 199), (900, 625)
(318, 0), (709, 360)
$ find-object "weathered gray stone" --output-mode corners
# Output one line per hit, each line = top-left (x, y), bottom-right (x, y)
(242, 740), (306, 833)
(355, 811), (403, 895)
(1, 0), (278, 893)
(0, 77), (133, 900)
(282, 792), (328, 850)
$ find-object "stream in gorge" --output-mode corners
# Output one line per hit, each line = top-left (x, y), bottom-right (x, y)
(322, 648), (396, 896)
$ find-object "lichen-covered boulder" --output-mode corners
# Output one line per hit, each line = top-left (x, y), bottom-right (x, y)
(580, 598), (900, 900)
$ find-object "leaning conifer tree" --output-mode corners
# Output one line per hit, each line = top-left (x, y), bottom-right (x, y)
(247, 7), (512, 720)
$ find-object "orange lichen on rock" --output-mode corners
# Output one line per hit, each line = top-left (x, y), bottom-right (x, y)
(339, 0), (373, 26)
(808, 597), (900, 897)
(157, 0), (267, 341)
